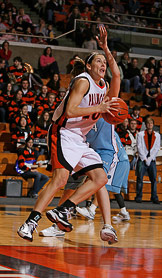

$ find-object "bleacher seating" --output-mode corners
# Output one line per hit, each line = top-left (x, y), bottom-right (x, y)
(126, 168), (162, 201)
(1, 92), (162, 201)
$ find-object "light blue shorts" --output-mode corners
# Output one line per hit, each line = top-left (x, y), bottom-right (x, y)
(100, 153), (130, 194)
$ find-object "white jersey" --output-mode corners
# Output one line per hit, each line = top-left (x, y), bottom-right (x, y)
(52, 72), (107, 138)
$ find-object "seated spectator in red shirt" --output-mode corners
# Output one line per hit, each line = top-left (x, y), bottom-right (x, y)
(66, 54), (79, 74)
(81, 6), (91, 20)
(7, 56), (27, 86)
(0, 40), (12, 66)
(0, 82), (14, 122)
(128, 105), (143, 131)
(13, 104), (33, 131)
(34, 111), (51, 155)
(35, 85), (48, 109)
(16, 8), (32, 25)
(21, 78), (35, 106)
(7, 90), (26, 124)
(55, 87), (66, 106)
(20, 77), (36, 122)
(143, 57), (156, 72)
(46, 73), (60, 94)
(35, 85), (49, 114)
(0, 58), (9, 89)
(143, 75), (161, 111)
(35, 111), (51, 140)
(0, 2), (7, 17)
(157, 66), (162, 92)
(7, 10), (15, 29)
(126, 118), (138, 169)
(39, 47), (59, 78)
(37, 92), (57, 118)
(145, 67), (155, 83)
(31, 32), (47, 45)
(116, 118), (131, 147)
(14, 15), (26, 33)
(15, 136), (49, 198)
(156, 92), (162, 116)
(11, 116), (33, 149)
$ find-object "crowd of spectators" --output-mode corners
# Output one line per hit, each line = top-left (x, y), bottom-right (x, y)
(0, 1), (161, 200)
(0, 0), (161, 48)
(0, 40), (161, 200)
(115, 110), (161, 203)
(0, 44), (66, 160)
(106, 50), (162, 114)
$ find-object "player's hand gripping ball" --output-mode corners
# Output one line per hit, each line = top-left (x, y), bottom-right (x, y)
(102, 98), (128, 125)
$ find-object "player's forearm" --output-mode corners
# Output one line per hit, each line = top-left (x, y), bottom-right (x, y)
(104, 47), (120, 77)
(65, 105), (101, 118)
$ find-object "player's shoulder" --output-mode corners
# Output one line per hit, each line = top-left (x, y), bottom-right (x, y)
(72, 76), (90, 91)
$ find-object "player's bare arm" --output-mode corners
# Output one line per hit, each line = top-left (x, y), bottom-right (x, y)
(96, 26), (120, 98)
(65, 78), (119, 118)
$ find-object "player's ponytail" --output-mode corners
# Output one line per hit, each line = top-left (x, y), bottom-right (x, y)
(71, 57), (85, 78)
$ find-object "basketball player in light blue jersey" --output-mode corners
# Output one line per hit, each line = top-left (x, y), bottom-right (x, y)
(76, 118), (130, 222)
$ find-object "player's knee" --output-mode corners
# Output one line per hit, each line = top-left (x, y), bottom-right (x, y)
(96, 172), (108, 188)
(51, 175), (68, 190)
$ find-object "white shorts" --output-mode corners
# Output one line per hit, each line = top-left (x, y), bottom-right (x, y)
(49, 124), (103, 177)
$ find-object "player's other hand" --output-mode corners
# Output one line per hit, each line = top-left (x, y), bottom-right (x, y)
(99, 97), (119, 116)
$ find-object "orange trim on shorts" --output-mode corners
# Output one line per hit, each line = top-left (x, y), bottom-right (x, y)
(50, 123), (73, 172)
(51, 124), (65, 170)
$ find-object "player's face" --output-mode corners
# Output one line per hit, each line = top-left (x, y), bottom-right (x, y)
(89, 55), (106, 79)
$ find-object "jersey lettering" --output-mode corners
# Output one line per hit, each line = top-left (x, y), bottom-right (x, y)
(89, 93), (105, 106)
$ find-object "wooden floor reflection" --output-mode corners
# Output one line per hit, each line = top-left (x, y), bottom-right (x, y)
(0, 205), (162, 278)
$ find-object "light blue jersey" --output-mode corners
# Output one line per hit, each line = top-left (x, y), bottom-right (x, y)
(86, 118), (130, 194)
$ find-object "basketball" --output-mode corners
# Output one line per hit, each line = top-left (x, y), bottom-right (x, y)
(102, 98), (128, 125)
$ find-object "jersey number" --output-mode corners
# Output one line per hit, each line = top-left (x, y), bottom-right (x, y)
(83, 113), (100, 121)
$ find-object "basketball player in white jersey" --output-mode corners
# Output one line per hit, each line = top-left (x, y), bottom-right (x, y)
(17, 26), (121, 243)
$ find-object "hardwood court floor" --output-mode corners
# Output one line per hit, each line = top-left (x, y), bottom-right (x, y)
(0, 205), (162, 278)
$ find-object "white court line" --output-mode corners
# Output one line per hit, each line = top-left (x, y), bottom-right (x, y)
(0, 266), (12, 271)
(0, 275), (37, 277)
